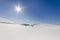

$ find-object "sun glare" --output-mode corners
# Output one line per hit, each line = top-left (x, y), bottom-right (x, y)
(15, 5), (23, 13)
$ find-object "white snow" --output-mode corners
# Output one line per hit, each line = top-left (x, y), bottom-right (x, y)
(0, 18), (60, 40)
(0, 23), (60, 40)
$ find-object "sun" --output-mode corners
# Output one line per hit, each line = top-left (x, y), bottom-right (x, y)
(15, 5), (23, 13)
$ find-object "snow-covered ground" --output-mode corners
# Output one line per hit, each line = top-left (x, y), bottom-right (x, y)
(0, 23), (60, 40)
(0, 18), (60, 40)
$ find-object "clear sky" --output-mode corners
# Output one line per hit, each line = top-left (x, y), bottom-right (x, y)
(0, 0), (60, 24)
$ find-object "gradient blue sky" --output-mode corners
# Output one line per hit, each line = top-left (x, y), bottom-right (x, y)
(0, 0), (60, 24)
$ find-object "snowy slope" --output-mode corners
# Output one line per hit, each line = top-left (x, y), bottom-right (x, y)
(0, 23), (60, 40)
(0, 18), (60, 40)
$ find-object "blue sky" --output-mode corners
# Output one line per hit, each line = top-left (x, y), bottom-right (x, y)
(0, 0), (60, 24)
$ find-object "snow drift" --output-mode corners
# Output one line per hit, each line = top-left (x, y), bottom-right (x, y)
(0, 18), (60, 40)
